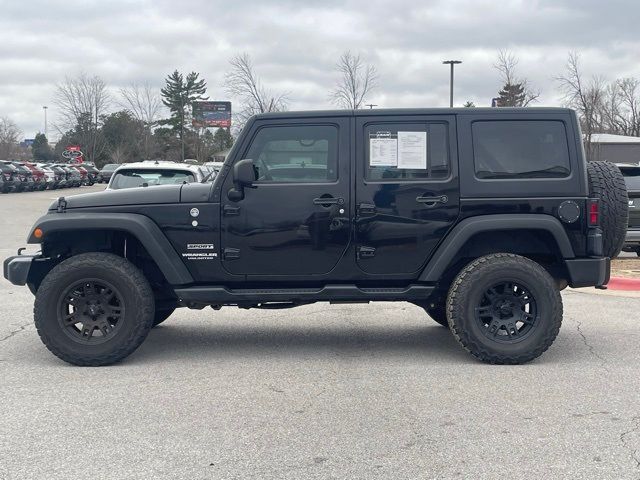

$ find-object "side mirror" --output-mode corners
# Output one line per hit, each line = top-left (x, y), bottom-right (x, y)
(234, 159), (256, 187)
(228, 159), (257, 201)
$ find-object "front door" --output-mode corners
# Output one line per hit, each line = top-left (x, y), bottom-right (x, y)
(221, 118), (351, 276)
(355, 115), (459, 275)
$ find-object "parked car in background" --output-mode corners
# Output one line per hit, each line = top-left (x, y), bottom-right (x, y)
(42, 164), (68, 189)
(0, 162), (19, 193)
(204, 161), (225, 173)
(21, 162), (48, 190)
(619, 163), (640, 256)
(107, 161), (206, 190)
(69, 165), (89, 185)
(82, 163), (100, 184)
(98, 163), (120, 183)
(34, 164), (58, 189)
(66, 165), (82, 187)
(5, 162), (35, 191)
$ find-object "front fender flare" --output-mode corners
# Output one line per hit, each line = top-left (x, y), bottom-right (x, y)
(28, 212), (194, 285)
(419, 214), (575, 282)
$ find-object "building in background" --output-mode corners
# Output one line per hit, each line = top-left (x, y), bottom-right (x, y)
(589, 134), (640, 164)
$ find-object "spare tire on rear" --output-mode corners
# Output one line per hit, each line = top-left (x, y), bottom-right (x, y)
(586, 161), (628, 258)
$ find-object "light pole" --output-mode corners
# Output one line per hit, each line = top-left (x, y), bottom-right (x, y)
(42, 106), (48, 138)
(442, 60), (462, 108)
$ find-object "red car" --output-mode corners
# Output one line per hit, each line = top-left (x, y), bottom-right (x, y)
(22, 162), (48, 190)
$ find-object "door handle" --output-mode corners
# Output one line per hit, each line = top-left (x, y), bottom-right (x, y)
(416, 195), (448, 207)
(313, 196), (344, 206)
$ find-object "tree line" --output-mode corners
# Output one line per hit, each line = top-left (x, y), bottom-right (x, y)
(2, 49), (639, 166)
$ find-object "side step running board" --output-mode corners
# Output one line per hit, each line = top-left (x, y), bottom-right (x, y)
(174, 284), (434, 306)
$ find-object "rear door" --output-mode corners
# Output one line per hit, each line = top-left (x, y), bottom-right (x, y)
(355, 114), (459, 274)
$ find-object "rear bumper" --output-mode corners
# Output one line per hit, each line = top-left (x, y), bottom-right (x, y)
(625, 229), (640, 246)
(3, 255), (35, 286)
(565, 257), (610, 288)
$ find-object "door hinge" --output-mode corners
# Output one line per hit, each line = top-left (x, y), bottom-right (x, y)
(223, 204), (240, 216)
(357, 246), (376, 259)
(223, 247), (240, 260)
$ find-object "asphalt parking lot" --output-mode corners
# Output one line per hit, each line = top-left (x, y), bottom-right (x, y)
(1, 186), (639, 480)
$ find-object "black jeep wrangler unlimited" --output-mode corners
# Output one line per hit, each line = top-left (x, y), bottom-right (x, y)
(3, 108), (628, 366)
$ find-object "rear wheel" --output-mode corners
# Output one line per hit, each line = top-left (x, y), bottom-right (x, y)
(587, 161), (628, 258)
(447, 253), (562, 364)
(34, 253), (154, 366)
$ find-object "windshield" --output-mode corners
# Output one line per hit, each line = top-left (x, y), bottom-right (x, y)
(110, 169), (195, 189)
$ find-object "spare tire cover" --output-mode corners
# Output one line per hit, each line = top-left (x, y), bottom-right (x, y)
(586, 161), (628, 258)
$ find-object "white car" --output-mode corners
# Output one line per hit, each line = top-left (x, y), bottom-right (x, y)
(107, 161), (207, 190)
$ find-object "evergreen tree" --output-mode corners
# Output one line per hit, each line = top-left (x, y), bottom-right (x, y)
(212, 128), (234, 152)
(496, 83), (527, 107)
(160, 70), (208, 161)
(31, 133), (55, 162)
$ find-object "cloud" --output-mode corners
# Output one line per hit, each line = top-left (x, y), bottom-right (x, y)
(1, 0), (638, 139)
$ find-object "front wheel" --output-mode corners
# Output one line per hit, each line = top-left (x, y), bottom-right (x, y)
(34, 253), (155, 366)
(447, 253), (562, 364)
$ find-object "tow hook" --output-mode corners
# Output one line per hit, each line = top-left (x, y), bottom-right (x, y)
(17, 247), (26, 256)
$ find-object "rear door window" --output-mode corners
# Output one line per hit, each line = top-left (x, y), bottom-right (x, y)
(364, 123), (450, 181)
(472, 120), (571, 179)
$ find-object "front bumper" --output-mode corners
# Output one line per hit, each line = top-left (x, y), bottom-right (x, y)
(565, 257), (610, 288)
(3, 254), (35, 286)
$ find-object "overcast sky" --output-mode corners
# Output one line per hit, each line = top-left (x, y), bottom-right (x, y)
(1, 0), (639, 139)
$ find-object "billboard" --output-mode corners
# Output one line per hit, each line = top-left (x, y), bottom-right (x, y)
(192, 101), (232, 128)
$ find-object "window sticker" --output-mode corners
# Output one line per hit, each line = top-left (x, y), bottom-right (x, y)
(369, 132), (397, 167)
(397, 131), (427, 169)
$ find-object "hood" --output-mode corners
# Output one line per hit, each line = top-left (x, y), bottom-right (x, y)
(48, 184), (183, 211)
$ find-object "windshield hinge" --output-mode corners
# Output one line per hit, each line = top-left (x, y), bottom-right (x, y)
(56, 197), (67, 213)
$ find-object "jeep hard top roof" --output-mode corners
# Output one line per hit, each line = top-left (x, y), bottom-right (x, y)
(252, 107), (575, 120)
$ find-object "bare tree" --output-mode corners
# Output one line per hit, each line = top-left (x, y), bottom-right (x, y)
(53, 73), (110, 163)
(119, 82), (162, 158)
(493, 49), (540, 106)
(224, 53), (288, 130)
(603, 78), (640, 137)
(0, 116), (22, 158)
(556, 52), (607, 159)
(330, 51), (378, 109)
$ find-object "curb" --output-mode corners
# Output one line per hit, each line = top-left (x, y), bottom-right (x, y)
(606, 276), (640, 291)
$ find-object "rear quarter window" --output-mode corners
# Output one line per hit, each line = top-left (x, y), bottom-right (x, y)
(472, 120), (571, 179)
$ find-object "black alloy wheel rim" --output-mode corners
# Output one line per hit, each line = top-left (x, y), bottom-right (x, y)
(474, 281), (538, 343)
(57, 279), (125, 344)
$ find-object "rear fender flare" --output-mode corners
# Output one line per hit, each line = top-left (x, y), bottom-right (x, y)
(419, 214), (575, 282)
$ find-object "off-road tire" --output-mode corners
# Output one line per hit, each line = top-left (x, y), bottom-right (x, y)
(34, 253), (155, 366)
(587, 161), (628, 258)
(153, 307), (175, 327)
(447, 253), (562, 364)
